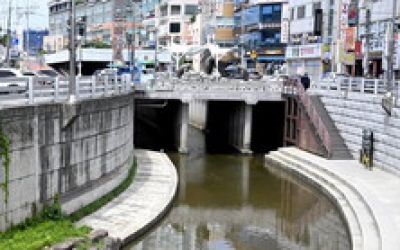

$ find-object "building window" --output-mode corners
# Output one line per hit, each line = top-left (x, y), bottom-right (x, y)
(261, 4), (282, 23)
(185, 5), (198, 15)
(171, 5), (181, 15)
(313, 2), (322, 12)
(169, 22), (181, 33)
(297, 6), (305, 19)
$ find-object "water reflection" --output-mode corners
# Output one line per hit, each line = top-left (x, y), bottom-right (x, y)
(126, 154), (350, 250)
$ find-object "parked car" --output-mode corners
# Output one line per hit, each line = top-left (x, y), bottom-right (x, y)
(21, 70), (57, 85)
(0, 68), (27, 93)
(247, 69), (263, 80)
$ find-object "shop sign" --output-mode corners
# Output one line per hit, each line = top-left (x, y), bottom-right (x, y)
(264, 49), (283, 55)
(394, 33), (400, 70)
(347, 2), (358, 26)
(286, 44), (322, 59)
(344, 27), (356, 51)
(355, 41), (362, 57)
(339, 46), (355, 65)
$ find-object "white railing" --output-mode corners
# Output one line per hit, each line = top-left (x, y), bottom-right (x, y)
(135, 78), (283, 94)
(0, 74), (132, 107)
(315, 77), (400, 95)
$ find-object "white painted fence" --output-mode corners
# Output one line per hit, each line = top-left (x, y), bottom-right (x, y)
(0, 74), (132, 107)
(315, 77), (400, 96)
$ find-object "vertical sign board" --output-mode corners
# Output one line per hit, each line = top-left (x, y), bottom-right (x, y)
(360, 129), (374, 170)
(112, 0), (127, 65)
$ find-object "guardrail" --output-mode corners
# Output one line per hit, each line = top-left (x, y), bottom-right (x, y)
(315, 77), (400, 95)
(0, 74), (132, 107)
(283, 77), (332, 157)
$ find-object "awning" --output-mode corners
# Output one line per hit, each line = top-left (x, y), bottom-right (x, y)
(255, 56), (285, 61)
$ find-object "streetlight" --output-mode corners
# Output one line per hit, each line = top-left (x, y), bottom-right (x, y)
(69, 0), (77, 100)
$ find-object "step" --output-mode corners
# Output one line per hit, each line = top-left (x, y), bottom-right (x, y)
(267, 149), (383, 250)
(277, 147), (400, 250)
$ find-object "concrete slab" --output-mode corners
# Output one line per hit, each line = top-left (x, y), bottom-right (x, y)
(266, 147), (400, 250)
(77, 150), (178, 245)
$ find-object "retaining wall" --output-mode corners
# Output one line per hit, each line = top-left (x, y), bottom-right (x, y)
(0, 93), (134, 231)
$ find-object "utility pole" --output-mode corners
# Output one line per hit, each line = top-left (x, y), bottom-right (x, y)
(5, 0), (12, 67)
(363, 8), (371, 77)
(385, 0), (398, 92)
(130, 0), (135, 83)
(69, 0), (76, 99)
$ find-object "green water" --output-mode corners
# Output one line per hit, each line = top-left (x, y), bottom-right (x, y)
(125, 153), (351, 250)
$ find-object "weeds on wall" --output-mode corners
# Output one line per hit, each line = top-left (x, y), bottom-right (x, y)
(0, 129), (10, 223)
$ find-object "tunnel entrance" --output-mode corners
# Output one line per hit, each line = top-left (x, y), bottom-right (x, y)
(205, 101), (285, 154)
(135, 99), (182, 152)
(251, 101), (285, 153)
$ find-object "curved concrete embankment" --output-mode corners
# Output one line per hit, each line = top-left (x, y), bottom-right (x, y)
(266, 147), (400, 250)
(77, 150), (178, 245)
(0, 93), (134, 231)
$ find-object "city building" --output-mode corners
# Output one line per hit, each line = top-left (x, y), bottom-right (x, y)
(155, 0), (199, 48)
(234, 0), (288, 72)
(286, 0), (336, 81)
(46, 0), (139, 52)
(357, 0), (400, 78)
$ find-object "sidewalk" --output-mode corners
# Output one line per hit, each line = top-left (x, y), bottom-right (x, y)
(266, 147), (400, 250)
(77, 150), (178, 245)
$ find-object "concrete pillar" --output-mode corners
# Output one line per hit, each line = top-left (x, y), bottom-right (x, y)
(240, 103), (253, 154)
(179, 101), (189, 153)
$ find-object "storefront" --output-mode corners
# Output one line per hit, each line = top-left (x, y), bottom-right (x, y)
(286, 44), (323, 81)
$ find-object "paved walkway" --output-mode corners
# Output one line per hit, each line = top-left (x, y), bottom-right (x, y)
(77, 150), (178, 245)
(266, 147), (400, 250)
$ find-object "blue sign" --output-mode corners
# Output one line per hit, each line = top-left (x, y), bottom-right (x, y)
(12, 38), (19, 46)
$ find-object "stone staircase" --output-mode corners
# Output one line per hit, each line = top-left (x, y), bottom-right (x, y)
(308, 95), (352, 159)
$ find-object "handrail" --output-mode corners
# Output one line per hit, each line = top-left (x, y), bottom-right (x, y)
(0, 74), (133, 107)
(316, 76), (399, 96)
(283, 77), (332, 157)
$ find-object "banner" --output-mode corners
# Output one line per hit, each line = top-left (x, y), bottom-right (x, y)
(344, 27), (356, 51)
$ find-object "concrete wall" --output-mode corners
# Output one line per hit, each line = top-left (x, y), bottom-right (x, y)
(0, 93), (134, 231)
(319, 92), (400, 175)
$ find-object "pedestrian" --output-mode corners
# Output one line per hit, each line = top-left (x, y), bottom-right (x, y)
(300, 73), (310, 90)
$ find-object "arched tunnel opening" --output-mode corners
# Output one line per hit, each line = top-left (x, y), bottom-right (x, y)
(135, 99), (182, 152)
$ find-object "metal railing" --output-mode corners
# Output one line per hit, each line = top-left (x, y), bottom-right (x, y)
(315, 77), (400, 95)
(0, 74), (132, 107)
(283, 77), (332, 157)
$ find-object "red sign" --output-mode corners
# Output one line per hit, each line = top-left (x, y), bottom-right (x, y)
(355, 41), (362, 57)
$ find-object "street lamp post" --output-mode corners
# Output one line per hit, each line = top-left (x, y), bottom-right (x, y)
(385, 0), (398, 92)
(69, 0), (77, 99)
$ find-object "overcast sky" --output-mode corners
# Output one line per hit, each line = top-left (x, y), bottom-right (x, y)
(0, 1), (49, 30)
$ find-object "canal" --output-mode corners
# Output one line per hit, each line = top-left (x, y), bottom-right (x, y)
(127, 127), (351, 249)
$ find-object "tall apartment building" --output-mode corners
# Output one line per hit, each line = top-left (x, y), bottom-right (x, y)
(234, 0), (288, 71)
